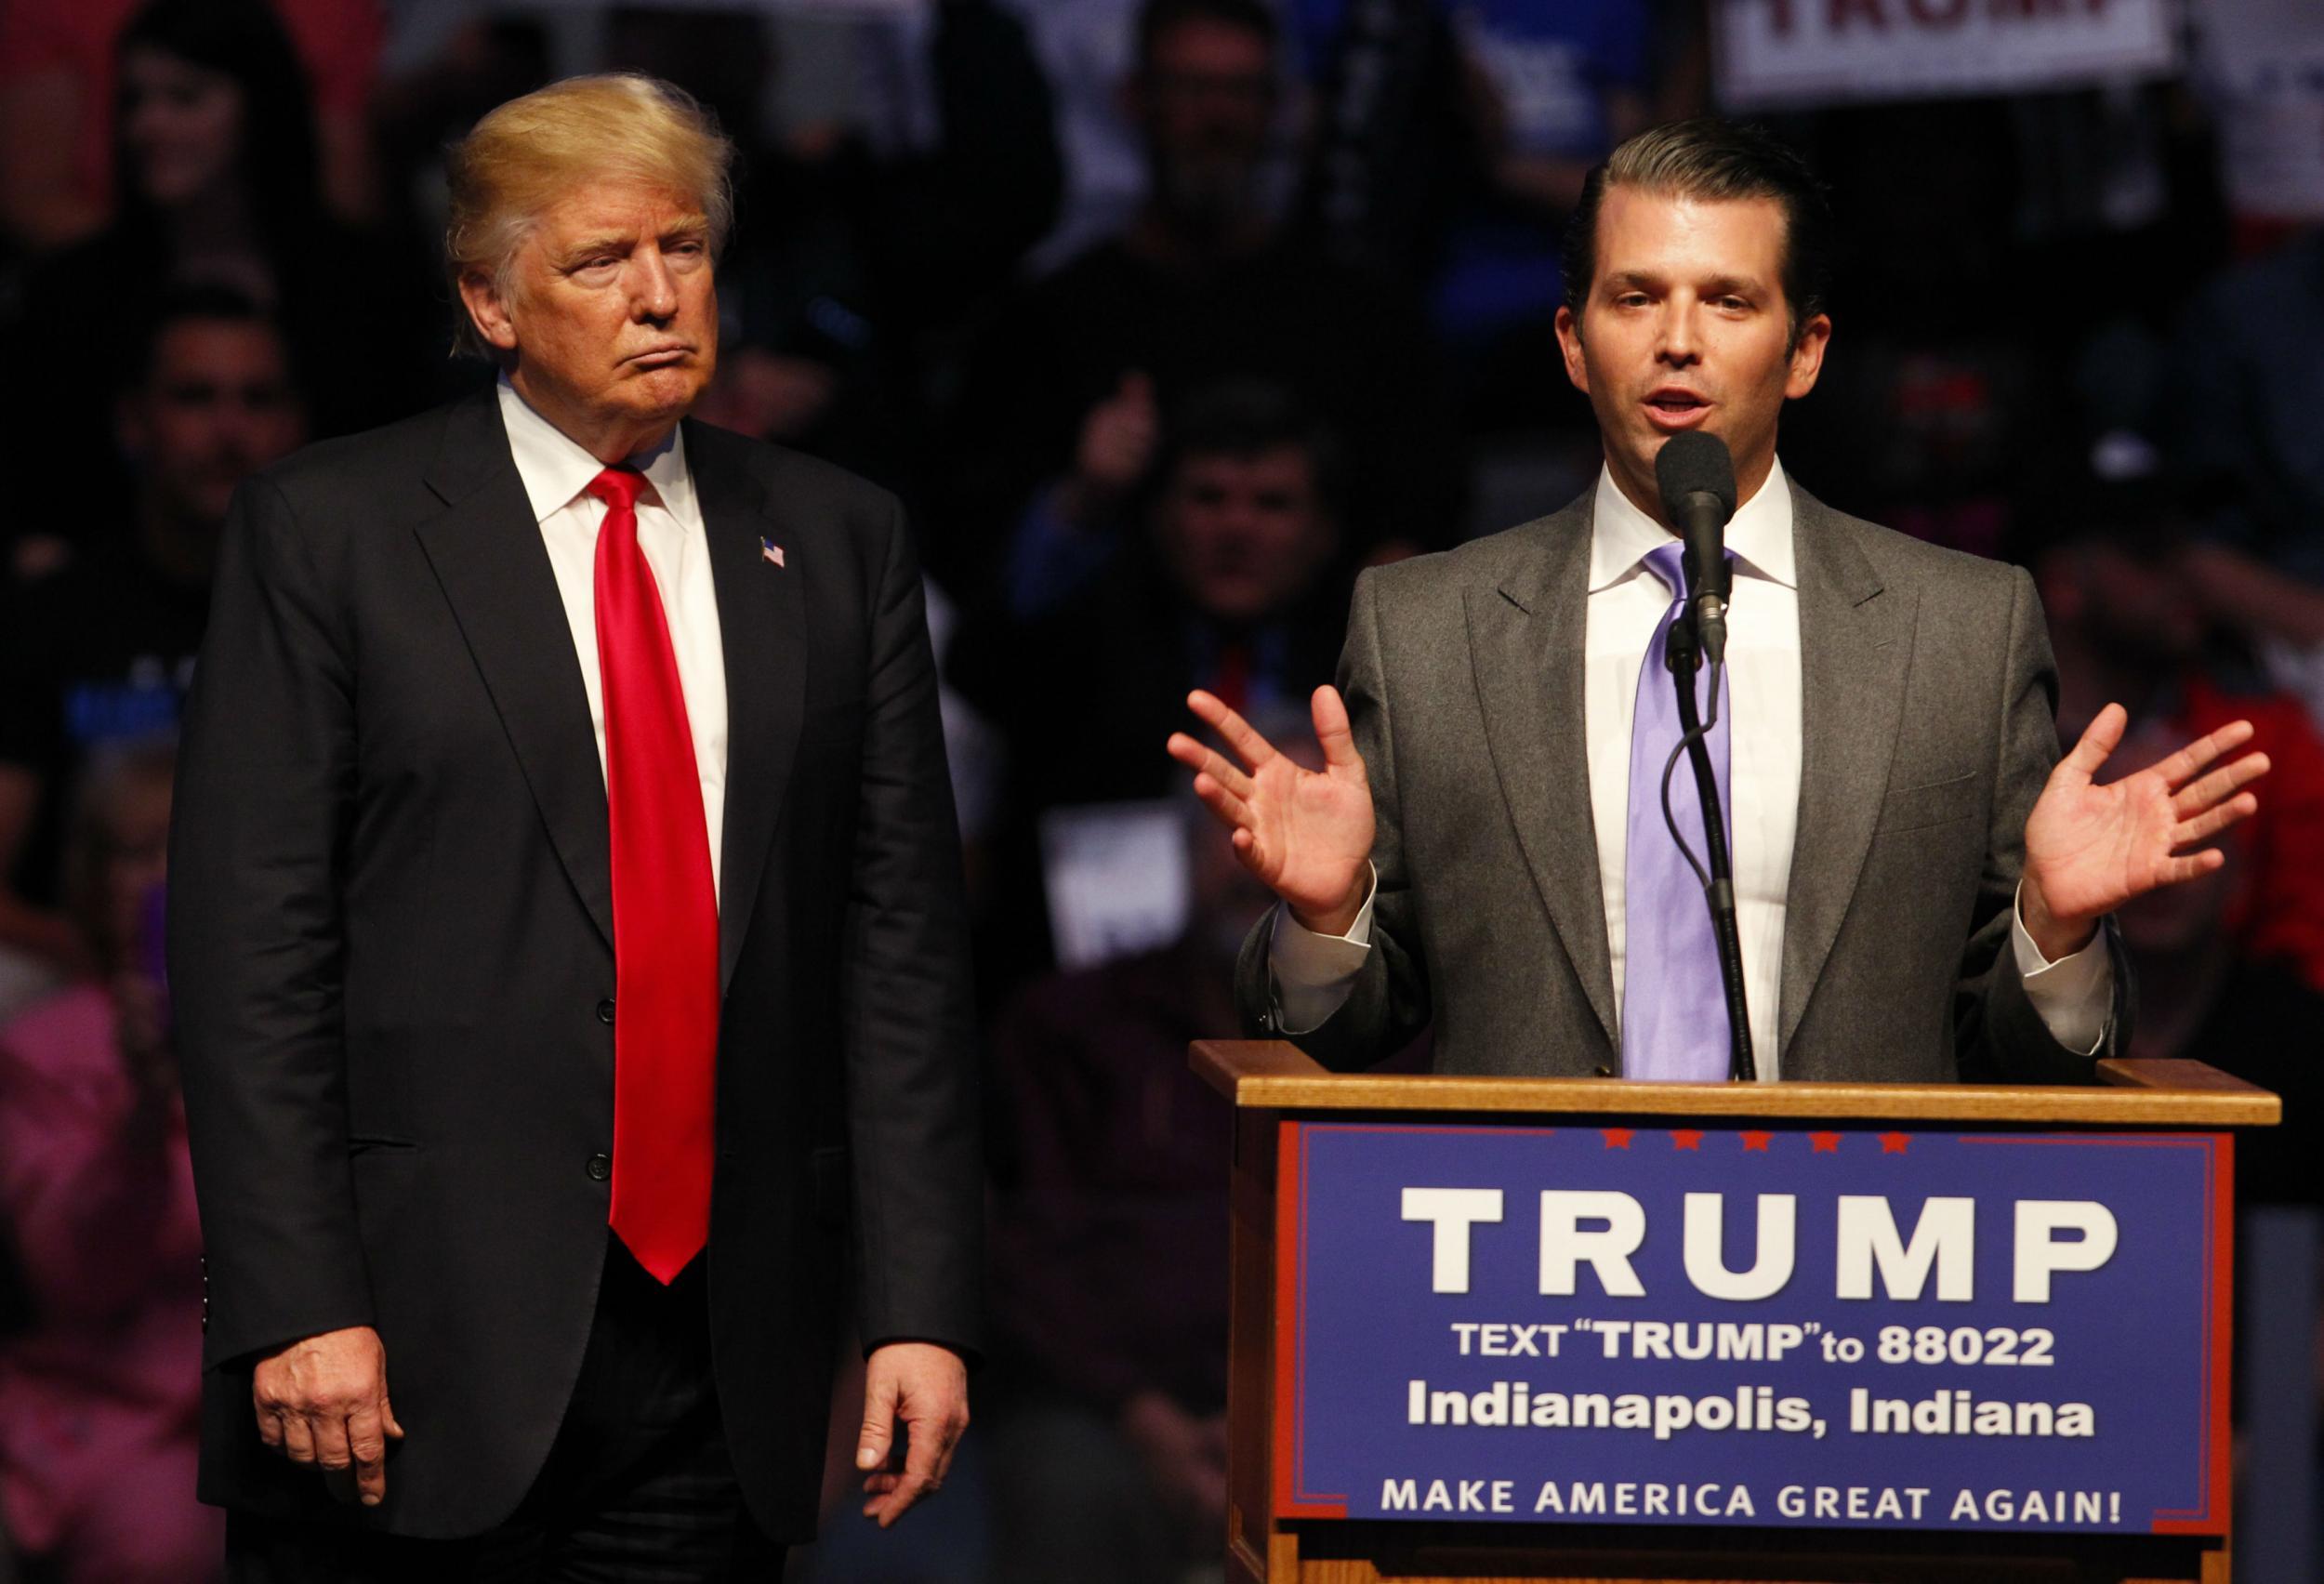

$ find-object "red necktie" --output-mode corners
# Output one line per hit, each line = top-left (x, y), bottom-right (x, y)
(589, 466), (719, 1284)
(1211, 638), (1251, 715)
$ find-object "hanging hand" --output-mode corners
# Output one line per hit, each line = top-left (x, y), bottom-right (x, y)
(855, 1341), (970, 1528)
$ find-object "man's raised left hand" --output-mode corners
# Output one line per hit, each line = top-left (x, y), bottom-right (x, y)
(2021, 704), (2269, 959)
(855, 1341), (969, 1528)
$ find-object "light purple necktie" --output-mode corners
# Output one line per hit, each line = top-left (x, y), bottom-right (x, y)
(1619, 542), (1733, 1081)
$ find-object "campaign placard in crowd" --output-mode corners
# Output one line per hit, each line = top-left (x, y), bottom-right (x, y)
(2194, 0), (2324, 223)
(1715, 0), (2177, 109)
(1274, 1120), (2227, 1535)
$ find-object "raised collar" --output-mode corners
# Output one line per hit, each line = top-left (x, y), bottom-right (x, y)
(1586, 455), (1798, 595)
(495, 374), (695, 527)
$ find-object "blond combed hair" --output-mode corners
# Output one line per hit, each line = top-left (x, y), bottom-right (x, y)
(443, 73), (735, 358)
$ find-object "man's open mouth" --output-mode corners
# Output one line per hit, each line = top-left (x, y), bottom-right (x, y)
(1644, 389), (1712, 429)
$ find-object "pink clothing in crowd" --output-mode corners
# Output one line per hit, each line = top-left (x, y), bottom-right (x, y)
(0, 0), (383, 217)
(0, 983), (218, 1582)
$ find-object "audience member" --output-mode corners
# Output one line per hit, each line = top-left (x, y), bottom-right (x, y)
(2114, 827), (2322, 1205)
(980, 783), (1271, 1584)
(3, 0), (432, 561)
(1287, 0), (1479, 296)
(2172, 225), (2324, 582)
(957, 381), (1351, 806)
(984, 719), (1430, 1583)
(2157, 225), (2324, 729)
(1292, 0), (1653, 429)
(0, 287), (305, 991)
(2029, 471), (2324, 994)
(0, 0), (382, 251)
(0, 743), (219, 1583)
(936, 0), (1462, 609)
(1004, 0), (1162, 275)
(1776, 105), (2072, 560)
(2167, 227), (2324, 727)
(951, 380), (1353, 997)
(369, 12), (553, 252)
(681, 0), (1064, 496)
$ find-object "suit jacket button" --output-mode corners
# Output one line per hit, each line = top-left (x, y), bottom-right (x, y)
(1592, 1063), (1614, 1078)
(596, 998), (615, 1025)
(587, 1152), (612, 1181)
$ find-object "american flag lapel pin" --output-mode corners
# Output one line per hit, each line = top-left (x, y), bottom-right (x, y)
(759, 536), (786, 569)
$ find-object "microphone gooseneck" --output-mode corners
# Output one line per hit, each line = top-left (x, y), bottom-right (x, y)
(1650, 430), (1753, 1081)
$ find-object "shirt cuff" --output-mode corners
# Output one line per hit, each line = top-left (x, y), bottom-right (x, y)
(2010, 880), (2114, 1057)
(1267, 865), (1378, 1035)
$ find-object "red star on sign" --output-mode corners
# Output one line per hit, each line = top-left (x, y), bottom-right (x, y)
(1810, 1132), (1842, 1154)
(1741, 1131), (1773, 1152)
(1879, 1132), (1910, 1155)
(1670, 1129), (1704, 1151)
(1601, 1128), (1634, 1149)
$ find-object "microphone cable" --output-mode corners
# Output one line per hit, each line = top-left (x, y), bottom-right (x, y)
(1657, 627), (1756, 1081)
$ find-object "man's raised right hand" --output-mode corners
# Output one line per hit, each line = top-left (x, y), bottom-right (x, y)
(1167, 686), (1376, 936)
(252, 1324), (403, 1507)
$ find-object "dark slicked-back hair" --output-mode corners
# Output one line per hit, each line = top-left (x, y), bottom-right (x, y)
(1135, 0), (1280, 73)
(1562, 118), (1834, 346)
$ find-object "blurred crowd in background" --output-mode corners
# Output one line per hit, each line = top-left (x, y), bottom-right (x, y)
(0, 0), (2319, 1579)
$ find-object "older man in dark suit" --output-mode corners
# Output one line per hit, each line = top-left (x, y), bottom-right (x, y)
(169, 74), (979, 1575)
(1170, 119), (2270, 1083)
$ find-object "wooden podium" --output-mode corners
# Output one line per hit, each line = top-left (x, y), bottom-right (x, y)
(1195, 1042), (2278, 1584)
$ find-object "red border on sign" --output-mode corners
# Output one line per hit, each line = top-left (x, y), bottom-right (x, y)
(2154, 1132), (2232, 1536)
(1959, 1132), (2230, 1536)
(1280, 1123), (2231, 1534)
(1274, 1120), (1346, 1518)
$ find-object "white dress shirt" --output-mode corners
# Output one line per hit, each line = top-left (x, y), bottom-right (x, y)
(496, 376), (731, 899)
(1270, 459), (2113, 1076)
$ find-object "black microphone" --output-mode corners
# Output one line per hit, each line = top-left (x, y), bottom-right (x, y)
(1654, 431), (1736, 667)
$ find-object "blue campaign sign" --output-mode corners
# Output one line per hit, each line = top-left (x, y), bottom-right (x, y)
(1274, 1121), (2228, 1535)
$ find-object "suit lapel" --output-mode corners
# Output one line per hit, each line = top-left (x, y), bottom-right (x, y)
(413, 393), (615, 951)
(1466, 492), (1619, 1049)
(1777, 483), (1917, 1066)
(687, 421), (806, 995)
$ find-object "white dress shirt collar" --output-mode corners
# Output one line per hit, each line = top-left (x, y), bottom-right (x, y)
(495, 375), (697, 527)
(1587, 455), (1798, 594)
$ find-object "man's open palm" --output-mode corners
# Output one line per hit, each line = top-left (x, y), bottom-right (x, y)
(2022, 704), (2269, 953)
(1168, 686), (1376, 933)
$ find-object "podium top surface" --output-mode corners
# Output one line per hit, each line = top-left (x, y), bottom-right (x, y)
(1191, 1042), (2279, 1128)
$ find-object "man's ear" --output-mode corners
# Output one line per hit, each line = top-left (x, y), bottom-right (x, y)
(456, 270), (521, 355)
(1784, 312), (1832, 401)
(1553, 305), (1590, 396)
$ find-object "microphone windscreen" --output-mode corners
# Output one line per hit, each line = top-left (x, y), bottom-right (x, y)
(1655, 430), (1737, 521)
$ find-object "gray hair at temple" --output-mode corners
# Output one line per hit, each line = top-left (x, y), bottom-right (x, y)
(442, 74), (736, 359)
(1561, 118), (1834, 348)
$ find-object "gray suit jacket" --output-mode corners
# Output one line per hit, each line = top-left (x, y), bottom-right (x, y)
(1235, 479), (2130, 1082)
